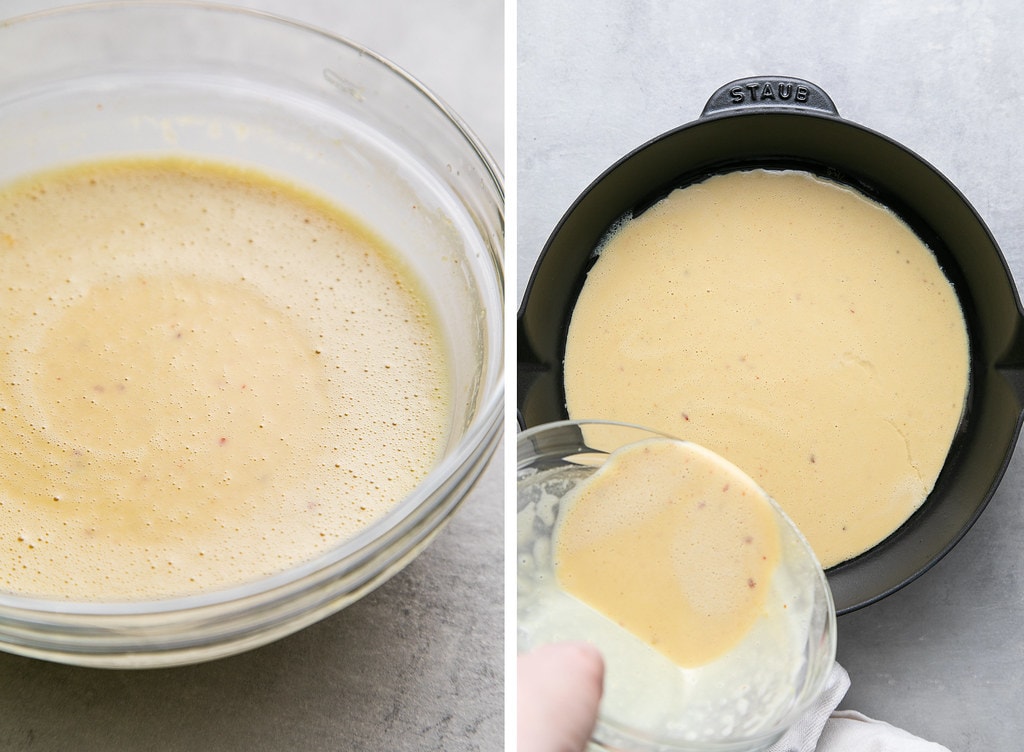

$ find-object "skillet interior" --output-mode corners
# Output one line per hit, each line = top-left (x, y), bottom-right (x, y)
(518, 105), (1024, 614)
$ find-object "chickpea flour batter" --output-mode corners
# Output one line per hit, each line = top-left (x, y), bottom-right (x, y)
(555, 437), (781, 668)
(564, 170), (969, 568)
(0, 157), (450, 600)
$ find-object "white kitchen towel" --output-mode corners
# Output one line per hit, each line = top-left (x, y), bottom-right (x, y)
(767, 663), (951, 752)
(817, 711), (952, 752)
(767, 663), (850, 752)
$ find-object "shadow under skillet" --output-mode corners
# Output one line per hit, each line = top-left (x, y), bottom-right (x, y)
(0, 463), (503, 752)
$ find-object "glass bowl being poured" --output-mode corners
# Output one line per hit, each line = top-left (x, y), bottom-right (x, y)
(0, 2), (502, 667)
(517, 420), (835, 751)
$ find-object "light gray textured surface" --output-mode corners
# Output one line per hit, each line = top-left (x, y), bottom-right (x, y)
(0, 2), (503, 751)
(518, 2), (1024, 750)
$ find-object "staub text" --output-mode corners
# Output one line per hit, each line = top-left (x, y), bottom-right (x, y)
(728, 81), (810, 104)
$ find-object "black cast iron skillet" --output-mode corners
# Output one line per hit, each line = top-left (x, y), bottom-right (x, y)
(517, 76), (1024, 615)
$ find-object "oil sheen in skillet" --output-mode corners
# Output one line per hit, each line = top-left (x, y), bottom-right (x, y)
(0, 157), (450, 600)
(564, 169), (970, 568)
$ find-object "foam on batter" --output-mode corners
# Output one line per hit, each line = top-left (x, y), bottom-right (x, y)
(0, 157), (450, 600)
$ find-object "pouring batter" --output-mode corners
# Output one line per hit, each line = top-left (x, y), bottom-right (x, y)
(554, 437), (782, 667)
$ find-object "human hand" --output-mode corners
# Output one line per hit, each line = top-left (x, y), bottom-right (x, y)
(517, 641), (605, 752)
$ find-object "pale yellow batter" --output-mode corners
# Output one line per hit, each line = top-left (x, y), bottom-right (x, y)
(564, 170), (969, 568)
(0, 157), (450, 600)
(555, 437), (781, 667)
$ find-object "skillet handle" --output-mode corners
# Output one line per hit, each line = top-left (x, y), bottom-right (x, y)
(701, 76), (840, 118)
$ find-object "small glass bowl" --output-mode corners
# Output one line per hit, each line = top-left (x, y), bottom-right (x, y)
(0, 1), (503, 667)
(517, 420), (835, 751)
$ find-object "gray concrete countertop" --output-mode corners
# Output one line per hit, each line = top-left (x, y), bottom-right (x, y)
(0, 2), (503, 751)
(518, 2), (1024, 750)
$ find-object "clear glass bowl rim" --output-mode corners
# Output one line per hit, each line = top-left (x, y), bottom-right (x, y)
(0, 0), (504, 654)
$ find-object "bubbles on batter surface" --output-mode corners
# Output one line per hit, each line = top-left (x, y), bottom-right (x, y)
(0, 157), (451, 601)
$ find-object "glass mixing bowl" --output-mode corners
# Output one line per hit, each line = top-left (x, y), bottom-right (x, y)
(0, 1), (503, 667)
(517, 421), (836, 751)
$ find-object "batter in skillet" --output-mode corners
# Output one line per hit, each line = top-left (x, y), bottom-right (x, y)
(564, 169), (969, 568)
